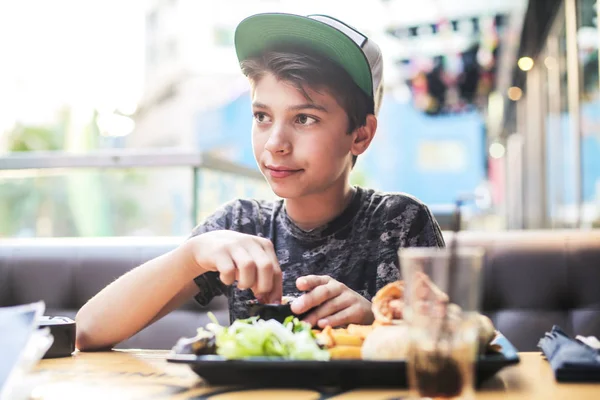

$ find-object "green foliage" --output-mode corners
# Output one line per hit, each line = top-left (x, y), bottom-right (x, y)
(7, 124), (64, 152)
(0, 111), (143, 237)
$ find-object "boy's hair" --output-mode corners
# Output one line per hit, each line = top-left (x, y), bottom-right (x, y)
(241, 46), (375, 167)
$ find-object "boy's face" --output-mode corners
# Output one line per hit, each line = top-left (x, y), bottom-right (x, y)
(251, 73), (356, 200)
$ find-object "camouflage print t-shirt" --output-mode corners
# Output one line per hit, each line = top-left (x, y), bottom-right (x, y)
(191, 186), (445, 323)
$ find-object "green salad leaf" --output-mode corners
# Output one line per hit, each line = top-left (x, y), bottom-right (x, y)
(200, 312), (329, 361)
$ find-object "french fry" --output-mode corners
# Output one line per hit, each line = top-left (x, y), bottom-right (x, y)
(330, 332), (364, 346)
(346, 324), (374, 339)
(328, 345), (363, 360)
(315, 326), (335, 348)
(315, 324), (377, 361)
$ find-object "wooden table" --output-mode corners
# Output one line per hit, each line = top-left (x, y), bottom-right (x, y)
(27, 351), (599, 400)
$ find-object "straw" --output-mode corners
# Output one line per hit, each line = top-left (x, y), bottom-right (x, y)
(447, 198), (463, 304)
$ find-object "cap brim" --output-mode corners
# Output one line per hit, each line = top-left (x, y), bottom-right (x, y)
(234, 13), (372, 97)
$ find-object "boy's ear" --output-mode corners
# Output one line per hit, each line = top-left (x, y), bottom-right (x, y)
(350, 115), (377, 157)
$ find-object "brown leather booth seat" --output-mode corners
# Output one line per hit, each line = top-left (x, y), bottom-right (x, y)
(1, 231), (599, 351)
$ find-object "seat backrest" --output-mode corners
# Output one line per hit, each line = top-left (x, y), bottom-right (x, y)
(2, 230), (599, 351)
(0, 237), (228, 349)
(447, 230), (600, 351)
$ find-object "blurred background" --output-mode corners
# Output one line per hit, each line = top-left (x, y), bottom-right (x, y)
(0, 0), (598, 238)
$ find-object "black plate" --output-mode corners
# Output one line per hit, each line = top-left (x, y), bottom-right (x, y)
(167, 333), (520, 389)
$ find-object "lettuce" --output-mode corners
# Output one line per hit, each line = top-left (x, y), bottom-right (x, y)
(202, 313), (329, 361)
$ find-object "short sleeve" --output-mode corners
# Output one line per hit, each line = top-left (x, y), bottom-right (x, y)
(372, 194), (443, 294)
(189, 202), (234, 306)
(406, 203), (445, 247)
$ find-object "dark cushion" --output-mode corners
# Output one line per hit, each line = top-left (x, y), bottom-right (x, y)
(0, 238), (226, 350)
(1, 230), (599, 351)
(451, 230), (600, 350)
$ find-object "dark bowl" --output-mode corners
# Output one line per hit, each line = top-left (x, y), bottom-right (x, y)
(246, 300), (312, 324)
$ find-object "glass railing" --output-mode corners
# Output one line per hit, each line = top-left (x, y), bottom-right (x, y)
(0, 150), (272, 237)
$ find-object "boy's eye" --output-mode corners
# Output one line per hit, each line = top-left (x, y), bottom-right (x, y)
(295, 114), (318, 125)
(253, 112), (272, 123)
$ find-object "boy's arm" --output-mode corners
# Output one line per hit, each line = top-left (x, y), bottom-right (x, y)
(75, 201), (238, 351)
(147, 279), (200, 326)
(75, 239), (201, 351)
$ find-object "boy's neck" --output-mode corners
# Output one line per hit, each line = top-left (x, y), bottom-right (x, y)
(284, 182), (356, 231)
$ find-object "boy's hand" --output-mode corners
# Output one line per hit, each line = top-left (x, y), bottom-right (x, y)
(187, 231), (282, 304)
(290, 275), (374, 328)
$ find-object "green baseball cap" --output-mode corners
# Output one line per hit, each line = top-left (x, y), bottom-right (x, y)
(234, 13), (384, 112)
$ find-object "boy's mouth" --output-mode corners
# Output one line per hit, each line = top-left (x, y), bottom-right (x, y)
(265, 165), (303, 179)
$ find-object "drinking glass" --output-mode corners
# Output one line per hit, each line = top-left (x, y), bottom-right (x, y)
(399, 247), (484, 400)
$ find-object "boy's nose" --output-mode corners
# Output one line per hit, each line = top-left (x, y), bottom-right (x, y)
(264, 125), (292, 154)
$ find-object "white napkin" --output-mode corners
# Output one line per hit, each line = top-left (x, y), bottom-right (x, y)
(576, 335), (600, 350)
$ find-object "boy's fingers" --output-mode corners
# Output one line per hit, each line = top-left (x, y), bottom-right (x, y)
(291, 280), (342, 314)
(296, 275), (330, 291)
(258, 237), (276, 254)
(301, 294), (349, 327)
(317, 306), (355, 329)
(230, 247), (256, 290)
(215, 253), (236, 285)
(246, 242), (274, 294)
(259, 239), (283, 304)
(253, 292), (267, 303)
(265, 268), (283, 304)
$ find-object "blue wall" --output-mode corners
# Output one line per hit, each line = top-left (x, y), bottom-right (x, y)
(196, 93), (256, 168)
(362, 97), (486, 206)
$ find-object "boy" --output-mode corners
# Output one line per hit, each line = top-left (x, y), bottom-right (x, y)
(75, 13), (444, 351)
